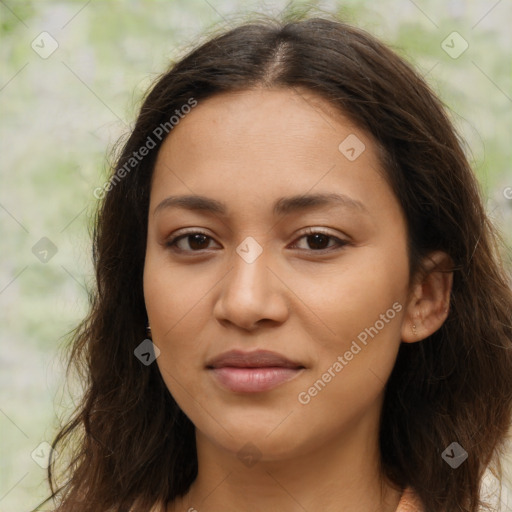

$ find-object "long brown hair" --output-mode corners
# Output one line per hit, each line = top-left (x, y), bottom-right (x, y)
(36, 9), (512, 512)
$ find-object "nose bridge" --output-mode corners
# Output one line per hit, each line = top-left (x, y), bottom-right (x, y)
(228, 237), (272, 306)
(214, 237), (288, 328)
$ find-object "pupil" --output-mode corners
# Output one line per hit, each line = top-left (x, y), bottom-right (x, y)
(189, 234), (208, 250)
(308, 234), (328, 249)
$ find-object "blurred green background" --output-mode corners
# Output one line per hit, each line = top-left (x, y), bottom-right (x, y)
(1, 0), (511, 510)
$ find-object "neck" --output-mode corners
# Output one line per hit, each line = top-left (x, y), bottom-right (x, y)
(169, 405), (401, 512)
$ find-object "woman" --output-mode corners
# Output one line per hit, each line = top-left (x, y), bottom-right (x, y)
(37, 11), (512, 512)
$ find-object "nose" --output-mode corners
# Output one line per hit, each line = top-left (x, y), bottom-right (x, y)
(213, 245), (289, 331)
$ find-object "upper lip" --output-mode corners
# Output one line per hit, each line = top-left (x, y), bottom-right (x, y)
(206, 350), (305, 369)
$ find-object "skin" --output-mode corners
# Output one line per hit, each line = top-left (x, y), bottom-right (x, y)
(143, 87), (453, 512)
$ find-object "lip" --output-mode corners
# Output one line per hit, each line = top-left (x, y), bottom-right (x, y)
(206, 350), (305, 393)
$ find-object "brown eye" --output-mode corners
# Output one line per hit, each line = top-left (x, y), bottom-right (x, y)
(166, 232), (217, 252)
(304, 233), (330, 250)
(292, 230), (348, 252)
(184, 234), (211, 250)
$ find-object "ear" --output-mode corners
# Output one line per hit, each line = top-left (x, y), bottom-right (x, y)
(401, 251), (454, 343)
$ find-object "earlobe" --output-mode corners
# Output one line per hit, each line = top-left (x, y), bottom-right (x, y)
(401, 251), (453, 344)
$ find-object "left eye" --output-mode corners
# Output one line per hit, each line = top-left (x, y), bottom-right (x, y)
(166, 232), (217, 252)
(291, 231), (347, 251)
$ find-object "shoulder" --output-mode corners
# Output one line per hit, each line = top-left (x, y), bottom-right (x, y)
(480, 469), (512, 511)
(396, 470), (512, 512)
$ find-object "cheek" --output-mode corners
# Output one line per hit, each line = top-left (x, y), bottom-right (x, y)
(294, 243), (408, 407)
(143, 252), (215, 337)
(143, 254), (211, 386)
(293, 280), (404, 440)
(300, 243), (408, 346)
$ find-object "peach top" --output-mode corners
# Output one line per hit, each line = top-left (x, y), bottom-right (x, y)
(396, 487), (424, 511)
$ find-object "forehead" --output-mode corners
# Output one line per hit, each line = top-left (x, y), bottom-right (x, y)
(149, 87), (399, 224)
(156, 87), (363, 162)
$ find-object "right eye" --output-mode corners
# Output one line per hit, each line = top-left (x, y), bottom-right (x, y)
(165, 231), (220, 253)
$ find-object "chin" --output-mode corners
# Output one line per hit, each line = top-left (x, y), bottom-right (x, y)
(197, 415), (307, 460)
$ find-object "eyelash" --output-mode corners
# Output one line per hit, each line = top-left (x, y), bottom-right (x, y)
(165, 228), (349, 254)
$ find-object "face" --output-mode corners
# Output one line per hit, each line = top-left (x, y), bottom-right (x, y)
(143, 87), (412, 461)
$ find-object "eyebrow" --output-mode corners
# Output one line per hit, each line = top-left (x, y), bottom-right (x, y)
(153, 192), (368, 217)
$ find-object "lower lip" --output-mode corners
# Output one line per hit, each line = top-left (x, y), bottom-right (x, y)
(209, 367), (304, 393)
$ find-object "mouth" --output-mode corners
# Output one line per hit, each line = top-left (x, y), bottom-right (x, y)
(206, 349), (306, 393)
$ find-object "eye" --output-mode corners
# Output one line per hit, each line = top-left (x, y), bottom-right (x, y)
(165, 231), (219, 252)
(290, 228), (349, 252)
